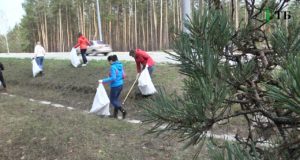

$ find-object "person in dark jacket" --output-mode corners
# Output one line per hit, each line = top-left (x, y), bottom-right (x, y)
(73, 32), (91, 66)
(0, 62), (7, 91)
(99, 55), (127, 119)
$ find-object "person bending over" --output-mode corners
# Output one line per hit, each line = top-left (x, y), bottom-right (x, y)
(129, 48), (155, 78)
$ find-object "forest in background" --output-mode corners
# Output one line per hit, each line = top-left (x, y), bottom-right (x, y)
(0, 0), (299, 53)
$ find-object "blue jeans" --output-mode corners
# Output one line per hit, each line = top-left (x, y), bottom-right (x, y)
(35, 57), (44, 70)
(148, 66), (154, 77)
(110, 85), (123, 109)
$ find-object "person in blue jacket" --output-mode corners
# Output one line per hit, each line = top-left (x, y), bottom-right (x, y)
(99, 55), (127, 119)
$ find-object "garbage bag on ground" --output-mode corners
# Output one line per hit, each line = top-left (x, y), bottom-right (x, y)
(138, 68), (157, 95)
(90, 83), (110, 116)
(70, 48), (81, 67)
(32, 59), (42, 77)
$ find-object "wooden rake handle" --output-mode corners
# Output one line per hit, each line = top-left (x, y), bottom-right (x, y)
(122, 75), (140, 105)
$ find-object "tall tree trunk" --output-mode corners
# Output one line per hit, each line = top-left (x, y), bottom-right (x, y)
(78, 4), (81, 33)
(235, 0), (239, 29)
(116, 5), (119, 50)
(82, 3), (85, 35)
(37, 22), (41, 43)
(149, 0), (153, 50)
(109, 2), (112, 46)
(177, 0), (181, 31)
(142, 7), (146, 49)
(59, 6), (63, 51)
(67, 6), (70, 50)
(159, 0), (163, 49)
(134, 0), (137, 48)
(123, 2), (127, 50)
(152, 0), (158, 50)
(146, 0), (149, 50)
(173, 0), (176, 32)
(128, 2), (131, 49)
(164, 0), (169, 49)
(44, 13), (48, 51)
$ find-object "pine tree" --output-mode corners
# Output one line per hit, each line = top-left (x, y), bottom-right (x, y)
(142, 1), (300, 159)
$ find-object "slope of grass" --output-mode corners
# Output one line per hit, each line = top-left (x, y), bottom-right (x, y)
(0, 58), (183, 119)
(0, 95), (206, 160)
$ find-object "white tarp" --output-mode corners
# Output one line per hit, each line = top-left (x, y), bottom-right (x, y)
(32, 59), (42, 77)
(70, 48), (81, 67)
(138, 67), (157, 95)
(90, 83), (110, 116)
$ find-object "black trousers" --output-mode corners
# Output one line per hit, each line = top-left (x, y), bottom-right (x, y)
(80, 49), (87, 64)
(0, 71), (6, 88)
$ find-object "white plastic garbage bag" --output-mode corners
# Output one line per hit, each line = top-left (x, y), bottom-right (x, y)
(138, 68), (157, 95)
(32, 59), (42, 77)
(70, 48), (81, 68)
(90, 83), (110, 116)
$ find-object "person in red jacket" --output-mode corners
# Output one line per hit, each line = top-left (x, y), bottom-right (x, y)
(129, 48), (155, 78)
(74, 32), (91, 66)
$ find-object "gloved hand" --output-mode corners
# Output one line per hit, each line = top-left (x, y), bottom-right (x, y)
(136, 73), (140, 79)
(98, 80), (103, 83)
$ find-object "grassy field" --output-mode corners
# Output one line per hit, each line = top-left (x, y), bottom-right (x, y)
(0, 58), (208, 159)
(0, 95), (206, 160)
(0, 58), (247, 159)
(0, 58), (183, 120)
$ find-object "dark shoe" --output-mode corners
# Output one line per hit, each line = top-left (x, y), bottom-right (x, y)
(119, 108), (127, 119)
(113, 108), (118, 118)
(122, 111), (127, 119)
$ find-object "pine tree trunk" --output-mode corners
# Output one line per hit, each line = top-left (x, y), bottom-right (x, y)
(128, 2), (131, 49)
(173, 0), (176, 32)
(142, 8), (146, 49)
(44, 13), (48, 51)
(235, 0), (239, 29)
(123, 2), (127, 50)
(59, 6), (63, 51)
(134, 0), (137, 48)
(150, 0), (153, 50)
(153, 0), (158, 50)
(109, 2), (112, 46)
(164, 0), (169, 48)
(66, 7), (70, 50)
(177, 0), (181, 31)
(159, 0), (163, 49)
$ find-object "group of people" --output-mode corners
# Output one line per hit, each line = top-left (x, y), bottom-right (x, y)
(73, 33), (156, 119)
(1, 32), (156, 119)
(98, 48), (155, 119)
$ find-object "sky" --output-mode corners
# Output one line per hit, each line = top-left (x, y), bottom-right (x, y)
(0, 0), (25, 34)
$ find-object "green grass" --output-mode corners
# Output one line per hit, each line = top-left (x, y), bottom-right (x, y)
(0, 58), (183, 119)
(0, 58), (247, 159)
(0, 94), (206, 160)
